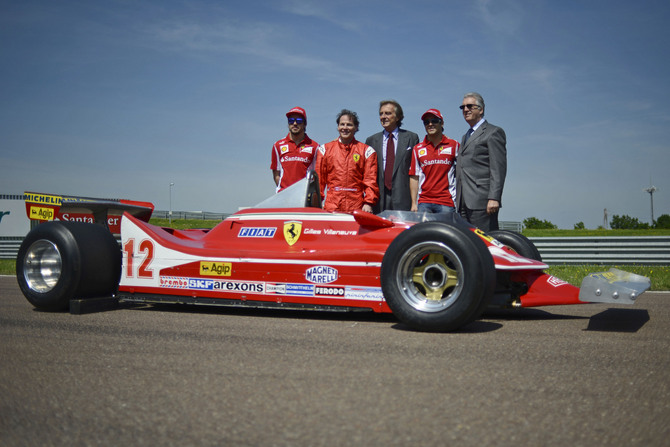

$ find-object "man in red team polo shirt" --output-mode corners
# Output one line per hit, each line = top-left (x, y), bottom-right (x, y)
(409, 109), (459, 213)
(270, 107), (319, 192)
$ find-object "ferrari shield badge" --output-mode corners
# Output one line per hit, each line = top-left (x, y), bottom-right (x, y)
(283, 221), (302, 246)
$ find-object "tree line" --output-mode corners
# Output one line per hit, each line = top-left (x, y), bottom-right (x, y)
(523, 214), (670, 230)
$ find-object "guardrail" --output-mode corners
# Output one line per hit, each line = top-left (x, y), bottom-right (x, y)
(152, 210), (230, 220)
(529, 236), (670, 265)
(0, 238), (23, 260)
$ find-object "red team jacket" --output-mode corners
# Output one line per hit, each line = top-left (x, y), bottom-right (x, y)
(316, 138), (379, 213)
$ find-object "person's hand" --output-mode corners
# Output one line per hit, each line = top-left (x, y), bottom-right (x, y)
(362, 204), (373, 213)
(487, 200), (500, 215)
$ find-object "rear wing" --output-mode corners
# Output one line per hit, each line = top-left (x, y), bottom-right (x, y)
(24, 191), (154, 234)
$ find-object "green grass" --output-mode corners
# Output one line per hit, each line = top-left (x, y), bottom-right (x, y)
(148, 218), (221, 230)
(545, 265), (670, 291)
(1, 258), (667, 290)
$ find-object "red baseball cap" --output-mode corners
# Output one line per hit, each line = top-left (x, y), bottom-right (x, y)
(286, 107), (307, 119)
(421, 109), (443, 121)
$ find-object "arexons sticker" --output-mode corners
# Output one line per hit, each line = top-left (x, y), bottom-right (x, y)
(159, 276), (264, 293)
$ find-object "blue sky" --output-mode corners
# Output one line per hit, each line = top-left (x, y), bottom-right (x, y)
(1, 0), (669, 229)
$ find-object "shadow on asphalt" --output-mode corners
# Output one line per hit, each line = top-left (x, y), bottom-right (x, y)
(585, 308), (650, 333)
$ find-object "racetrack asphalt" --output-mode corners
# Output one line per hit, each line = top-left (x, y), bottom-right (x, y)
(1, 275), (669, 446)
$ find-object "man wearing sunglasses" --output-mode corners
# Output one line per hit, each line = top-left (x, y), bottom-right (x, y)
(270, 107), (319, 192)
(456, 92), (507, 231)
(409, 109), (459, 213)
(365, 100), (419, 213)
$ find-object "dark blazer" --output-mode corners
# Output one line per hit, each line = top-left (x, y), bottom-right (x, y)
(455, 120), (507, 210)
(366, 129), (419, 213)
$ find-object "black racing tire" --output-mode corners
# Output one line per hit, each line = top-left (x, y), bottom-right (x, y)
(381, 222), (496, 332)
(16, 221), (121, 311)
(488, 230), (542, 262)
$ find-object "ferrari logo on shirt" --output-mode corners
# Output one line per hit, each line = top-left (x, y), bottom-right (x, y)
(280, 145), (289, 154)
(284, 221), (302, 246)
(353, 154), (360, 163)
(439, 147), (452, 156)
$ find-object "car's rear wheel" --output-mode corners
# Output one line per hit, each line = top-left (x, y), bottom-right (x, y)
(488, 229), (542, 262)
(16, 221), (121, 311)
(381, 222), (495, 332)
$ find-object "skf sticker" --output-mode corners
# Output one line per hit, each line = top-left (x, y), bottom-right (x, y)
(353, 154), (360, 163)
(29, 206), (55, 221)
(284, 221), (302, 246)
(200, 262), (232, 277)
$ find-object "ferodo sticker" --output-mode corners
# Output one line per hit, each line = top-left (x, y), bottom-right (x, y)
(29, 206), (55, 221)
(200, 262), (232, 277)
(315, 286), (345, 296)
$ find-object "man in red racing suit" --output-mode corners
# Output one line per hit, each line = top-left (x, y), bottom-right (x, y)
(316, 110), (379, 213)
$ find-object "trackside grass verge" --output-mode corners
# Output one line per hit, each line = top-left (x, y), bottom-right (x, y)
(1, 259), (668, 291)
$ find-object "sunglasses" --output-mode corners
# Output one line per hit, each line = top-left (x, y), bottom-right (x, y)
(459, 104), (480, 110)
(423, 118), (442, 125)
(288, 117), (305, 124)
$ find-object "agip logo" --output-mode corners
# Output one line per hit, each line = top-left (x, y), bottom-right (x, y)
(29, 206), (55, 221)
(200, 262), (232, 277)
(283, 221), (302, 246)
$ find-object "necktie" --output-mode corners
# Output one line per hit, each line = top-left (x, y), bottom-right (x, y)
(464, 128), (474, 144)
(385, 133), (395, 190)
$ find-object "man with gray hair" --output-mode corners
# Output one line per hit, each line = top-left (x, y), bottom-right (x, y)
(456, 92), (507, 232)
(365, 100), (419, 213)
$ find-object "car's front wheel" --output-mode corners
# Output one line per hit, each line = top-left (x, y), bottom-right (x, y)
(488, 229), (542, 262)
(16, 221), (121, 311)
(381, 222), (495, 332)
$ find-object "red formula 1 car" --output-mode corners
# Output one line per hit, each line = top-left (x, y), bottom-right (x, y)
(16, 172), (650, 332)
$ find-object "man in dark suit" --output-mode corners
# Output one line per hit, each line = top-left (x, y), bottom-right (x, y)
(365, 100), (419, 213)
(456, 92), (507, 232)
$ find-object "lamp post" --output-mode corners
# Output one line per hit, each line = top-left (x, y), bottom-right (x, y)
(644, 185), (657, 224)
(169, 182), (175, 225)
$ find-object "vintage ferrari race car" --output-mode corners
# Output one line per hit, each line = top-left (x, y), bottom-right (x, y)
(16, 172), (650, 332)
